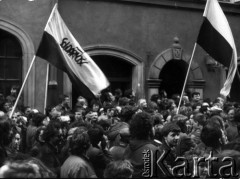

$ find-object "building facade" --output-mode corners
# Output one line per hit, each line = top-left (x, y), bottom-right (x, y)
(0, 0), (240, 112)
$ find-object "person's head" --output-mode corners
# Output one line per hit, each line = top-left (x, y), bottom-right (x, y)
(150, 94), (161, 104)
(233, 108), (240, 135)
(3, 102), (11, 113)
(148, 101), (158, 113)
(41, 120), (61, 145)
(120, 105), (136, 123)
(10, 130), (21, 151)
(90, 100), (101, 112)
(161, 122), (181, 147)
(179, 106), (193, 118)
(192, 112), (207, 127)
(173, 114), (188, 133)
(171, 93), (180, 104)
(74, 109), (83, 122)
(199, 102), (210, 114)
(0, 116), (13, 147)
(50, 107), (61, 119)
(118, 97), (130, 107)
(166, 99), (177, 111)
(10, 86), (18, 96)
(215, 97), (225, 108)
(208, 115), (224, 130)
(35, 126), (46, 143)
(69, 126), (90, 156)
(0, 157), (56, 178)
(107, 92), (115, 102)
(200, 123), (224, 149)
(76, 96), (88, 109)
(124, 89), (135, 99)
(151, 113), (164, 137)
(88, 124), (105, 146)
(129, 112), (153, 140)
(119, 127), (130, 144)
(32, 112), (46, 127)
(151, 113), (164, 126)
(85, 111), (98, 124)
(137, 98), (147, 109)
(42, 116), (50, 126)
(114, 88), (122, 100)
(192, 92), (200, 102)
(104, 160), (134, 178)
(59, 94), (70, 107)
(227, 107), (235, 121)
(11, 111), (22, 125)
(103, 103), (115, 117)
(23, 106), (32, 118)
(176, 135), (196, 156)
(159, 90), (167, 99)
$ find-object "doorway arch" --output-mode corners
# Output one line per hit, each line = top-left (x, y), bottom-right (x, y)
(0, 19), (35, 107)
(159, 60), (188, 98)
(64, 45), (144, 104)
(148, 37), (205, 99)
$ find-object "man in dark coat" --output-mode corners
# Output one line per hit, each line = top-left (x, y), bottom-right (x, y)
(123, 112), (160, 178)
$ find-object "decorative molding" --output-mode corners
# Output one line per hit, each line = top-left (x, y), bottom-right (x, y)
(64, 44), (145, 99)
(187, 80), (206, 89)
(83, 0), (240, 14)
(0, 18), (35, 107)
(147, 79), (162, 88)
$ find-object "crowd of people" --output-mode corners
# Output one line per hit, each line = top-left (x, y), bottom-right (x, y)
(0, 86), (240, 178)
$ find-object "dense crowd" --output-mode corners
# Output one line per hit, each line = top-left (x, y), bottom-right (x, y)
(0, 86), (240, 178)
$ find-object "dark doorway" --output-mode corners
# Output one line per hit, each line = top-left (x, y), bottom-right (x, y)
(72, 55), (133, 106)
(0, 29), (22, 97)
(159, 60), (188, 98)
(229, 66), (240, 103)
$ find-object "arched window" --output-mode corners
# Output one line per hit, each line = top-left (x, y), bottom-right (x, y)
(0, 29), (22, 96)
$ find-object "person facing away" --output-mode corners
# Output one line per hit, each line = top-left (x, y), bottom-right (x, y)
(87, 124), (112, 178)
(104, 159), (134, 178)
(123, 112), (160, 178)
(61, 126), (97, 178)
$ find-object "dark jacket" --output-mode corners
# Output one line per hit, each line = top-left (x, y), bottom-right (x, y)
(123, 139), (160, 178)
(86, 145), (112, 178)
(32, 142), (61, 177)
(158, 140), (178, 178)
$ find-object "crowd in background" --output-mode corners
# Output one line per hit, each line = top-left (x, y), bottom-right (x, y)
(0, 86), (240, 178)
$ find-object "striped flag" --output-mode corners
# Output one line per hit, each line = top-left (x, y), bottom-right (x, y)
(36, 4), (109, 98)
(197, 0), (237, 97)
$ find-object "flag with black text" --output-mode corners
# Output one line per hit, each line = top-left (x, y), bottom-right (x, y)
(36, 4), (109, 98)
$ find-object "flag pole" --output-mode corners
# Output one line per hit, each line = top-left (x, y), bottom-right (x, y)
(44, 63), (50, 114)
(9, 55), (36, 118)
(176, 43), (197, 114)
(9, 4), (58, 118)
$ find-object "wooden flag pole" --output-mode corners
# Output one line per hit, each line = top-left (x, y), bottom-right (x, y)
(176, 43), (197, 114)
(9, 55), (36, 118)
(44, 63), (50, 114)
